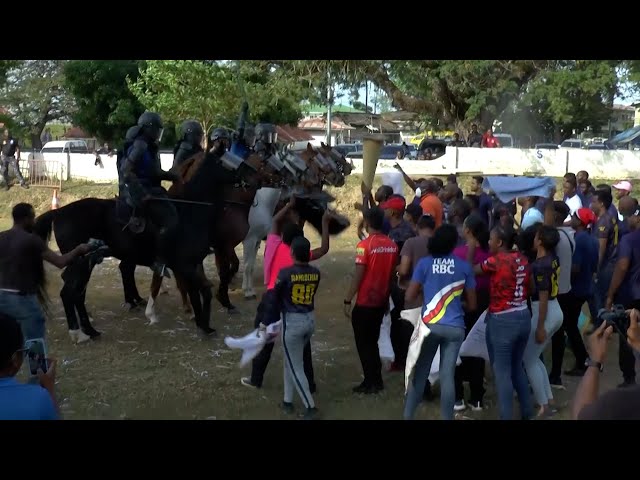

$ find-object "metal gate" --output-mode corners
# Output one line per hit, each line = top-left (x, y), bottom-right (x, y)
(20, 153), (63, 190)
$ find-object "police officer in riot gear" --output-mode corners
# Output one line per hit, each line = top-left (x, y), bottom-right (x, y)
(209, 128), (230, 157)
(120, 112), (182, 278)
(173, 120), (204, 168)
(253, 123), (278, 157)
(1, 129), (28, 190)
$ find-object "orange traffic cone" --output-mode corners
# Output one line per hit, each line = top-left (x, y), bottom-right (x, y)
(51, 189), (59, 210)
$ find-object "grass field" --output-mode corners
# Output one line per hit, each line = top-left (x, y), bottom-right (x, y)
(0, 174), (634, 420)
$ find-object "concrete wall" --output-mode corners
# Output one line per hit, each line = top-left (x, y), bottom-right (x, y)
(26, 148), (640, 185)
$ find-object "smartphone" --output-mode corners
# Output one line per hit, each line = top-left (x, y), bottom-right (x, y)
(24, 338), (48, 376)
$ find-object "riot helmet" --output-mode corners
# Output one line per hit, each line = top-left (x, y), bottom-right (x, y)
(137, 111), (164, 143)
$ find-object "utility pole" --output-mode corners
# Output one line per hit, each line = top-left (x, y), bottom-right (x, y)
(326, 72), (333, 146)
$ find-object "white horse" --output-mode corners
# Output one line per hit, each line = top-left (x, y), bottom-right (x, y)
(241, 187), (283, 299)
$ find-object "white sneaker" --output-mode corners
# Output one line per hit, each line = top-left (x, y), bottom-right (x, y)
(454, 400), (467, 412)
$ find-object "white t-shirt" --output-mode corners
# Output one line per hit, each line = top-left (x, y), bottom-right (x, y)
(556, 226), (575, 295)
(521, 207), (544, 230)
(564, 194), (583, 222)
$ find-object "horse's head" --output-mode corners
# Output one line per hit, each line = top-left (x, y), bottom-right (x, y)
(298, 142), (349, 187)
(319, 142), (354, 180)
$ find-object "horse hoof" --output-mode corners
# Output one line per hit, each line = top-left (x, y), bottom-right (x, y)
(244, 294), (257, 300)
(198, 326), (217, 337)
(147, 316), (159, 326)
(82, 328), (102, 339)
(124, 302), (139, 311)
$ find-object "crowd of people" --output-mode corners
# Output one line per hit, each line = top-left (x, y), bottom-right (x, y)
(2, 144), (640, 418)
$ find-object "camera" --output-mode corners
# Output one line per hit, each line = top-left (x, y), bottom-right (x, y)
(594, 305), (630, 334)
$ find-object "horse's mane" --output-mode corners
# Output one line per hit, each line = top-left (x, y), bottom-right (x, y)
(168, 151), (207, 197)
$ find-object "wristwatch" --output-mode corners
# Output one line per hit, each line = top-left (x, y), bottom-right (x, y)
(585, 358), (604, 372)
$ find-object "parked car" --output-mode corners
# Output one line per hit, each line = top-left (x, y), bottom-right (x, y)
(586, 143), (613, 150)
(334, 143), (364, 157)
(41, 139), (90, 155)
(417, 139), (447, 160)
(559, 138), (583, 149)
(493, 133), (514, 148)
(534, 143), (559, 150)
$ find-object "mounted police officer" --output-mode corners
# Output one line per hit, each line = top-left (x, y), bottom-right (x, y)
(119, 112), (182, 278)
(253, 123), (278, 158)
(1, 129), (28, 190)
(172, 120), (204, 168)
(117, 126), (139, 183)
(209, 127), (230, 157)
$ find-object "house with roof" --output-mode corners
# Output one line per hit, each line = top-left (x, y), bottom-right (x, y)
(297, 111), (403, 145)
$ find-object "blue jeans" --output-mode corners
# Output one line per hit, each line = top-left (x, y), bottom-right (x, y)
(404, 323), (464, 420)
(0, 292), (46, 340)
(591, 264), (614, 314)
(485, 309), (533, 420)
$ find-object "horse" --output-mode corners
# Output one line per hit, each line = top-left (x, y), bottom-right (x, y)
(32, 149), (268, 342)
(239, 143), (353, 299)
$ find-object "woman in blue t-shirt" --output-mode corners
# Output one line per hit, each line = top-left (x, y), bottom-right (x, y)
(405, 224), (477, 420)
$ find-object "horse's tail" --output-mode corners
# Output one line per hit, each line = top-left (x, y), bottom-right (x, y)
(33, 209), (57, 244)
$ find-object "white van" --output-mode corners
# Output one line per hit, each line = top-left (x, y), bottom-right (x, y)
(41, 139), (90, 155)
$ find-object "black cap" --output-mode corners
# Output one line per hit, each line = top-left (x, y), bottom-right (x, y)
(291, 236), (311, 263)
(0, 313), (23, 370)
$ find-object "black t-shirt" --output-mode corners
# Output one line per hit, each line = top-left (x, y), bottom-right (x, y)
(592, 213), (619, 267)
(0, 228), (47, 294)
(531, 254), (560, 301)
(578, 385), (640, 420)
(1, 137), (18, 157)
(273, 263), (321, 315)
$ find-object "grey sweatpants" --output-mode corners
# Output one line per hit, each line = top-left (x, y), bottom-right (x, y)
(282, 311), (315, 409)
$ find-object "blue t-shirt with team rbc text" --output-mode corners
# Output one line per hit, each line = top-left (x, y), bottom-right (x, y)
(411, 254), (475, 329)
(0, 377), (58, 420)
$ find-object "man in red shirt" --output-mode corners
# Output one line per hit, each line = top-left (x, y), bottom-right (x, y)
(482, 129), (500, 148)
(344, 207), (399, 394)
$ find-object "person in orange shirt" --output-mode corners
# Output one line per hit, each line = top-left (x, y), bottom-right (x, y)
(418, 179), (444, 228)
(344, 207), (399, 394)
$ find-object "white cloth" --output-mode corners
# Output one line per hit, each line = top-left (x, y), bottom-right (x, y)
(378, 296), (395, 363)
(564, 194), (582, 222)
(521, 207), (544, 230)
(224, 321), (282, 367)
(404, 310), (462, 391)
(381, 171), (405, 196)
(459, 310), (490, 361)
(556, 227), (575, 295)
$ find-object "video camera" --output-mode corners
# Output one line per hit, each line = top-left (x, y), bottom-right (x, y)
(595, 305), (630, 335)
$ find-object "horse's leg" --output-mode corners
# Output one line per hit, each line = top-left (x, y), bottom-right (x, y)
(119, 260), (144, 310)
(229, 249), (240, 277)
(76, 288), (101, 339)
(174, 272), (192, 314)
(145, 272), (163, 325)
(200, 281), (214, 334)
(215, 249), (237, 313)
(184, 268), (215, 336)
(60, 281), (89, 343)
(242, 236), (259, 300)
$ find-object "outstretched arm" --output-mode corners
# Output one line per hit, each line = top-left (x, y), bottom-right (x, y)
(394, 163), (416, 191)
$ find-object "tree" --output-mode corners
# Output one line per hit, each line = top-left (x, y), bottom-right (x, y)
(0, 60), (73, 149)
(352, 101), (372, 113)
(64, 60), (146, 145)
(128, 61), (305, 148)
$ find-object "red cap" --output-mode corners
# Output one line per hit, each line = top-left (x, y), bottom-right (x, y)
(575, 208), (596, 227)
(379, 195), (406, 211)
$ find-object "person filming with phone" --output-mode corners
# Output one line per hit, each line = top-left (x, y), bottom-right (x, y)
(572, 308), (640, 419)
(0, 312), (59, 420)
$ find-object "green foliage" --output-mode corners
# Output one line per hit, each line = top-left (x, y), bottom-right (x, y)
(64, 60), (146, 145)
(128, 61), (305, 145)
(0, 60), (73, 149)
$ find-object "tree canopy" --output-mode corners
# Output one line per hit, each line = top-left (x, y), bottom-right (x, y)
(64, 60), (146, 145)
(0, 60), (73, 148)
(128, 61), (306, 147)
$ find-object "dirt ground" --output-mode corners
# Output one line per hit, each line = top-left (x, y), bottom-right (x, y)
(1, 174), (633, 420)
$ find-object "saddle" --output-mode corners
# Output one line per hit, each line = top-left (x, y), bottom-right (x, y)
(115, 196), (146, 234)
